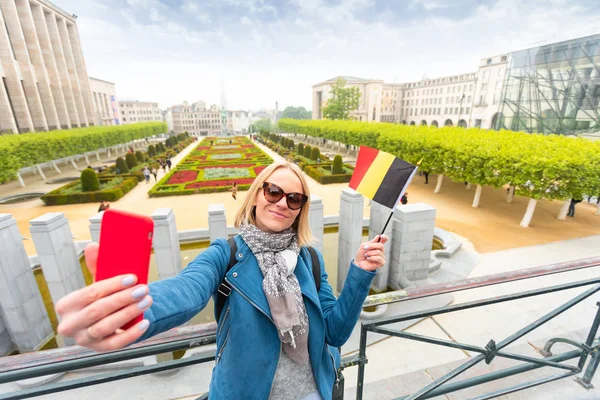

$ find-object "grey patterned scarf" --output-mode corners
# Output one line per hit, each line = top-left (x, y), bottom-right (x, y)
(239, 223), (309, 364)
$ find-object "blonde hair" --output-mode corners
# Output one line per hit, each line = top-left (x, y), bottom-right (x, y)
(234, 161), (314, 246)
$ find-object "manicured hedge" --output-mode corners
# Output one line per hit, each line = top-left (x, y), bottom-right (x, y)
(41, 176), (139, 205)
(278, 119), (600, 200)
(259, 133), (353, 184)
(0, 122), (167, 184)
(304, 163), (354, 184)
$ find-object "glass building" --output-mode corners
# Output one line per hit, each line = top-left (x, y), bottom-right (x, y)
(494, 34), (600, 135)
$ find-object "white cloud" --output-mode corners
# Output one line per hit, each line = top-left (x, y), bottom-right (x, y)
(56, 0), (600, 111)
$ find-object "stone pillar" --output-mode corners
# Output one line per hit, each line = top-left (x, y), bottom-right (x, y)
(0, 214), (53, 352)
(29, 213), (85, 346)
(89, 212), (103, 243)
(208, 204), (228, 243)
(389, 203), (436, 289)
(151, 208), (182, 280)
(0, 314), (14, 356)
(337, 189), (364, 293)
(308, 194), (324, 253)
(368, 202), (394, 291)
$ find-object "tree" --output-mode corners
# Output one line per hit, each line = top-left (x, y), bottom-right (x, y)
(281, 106), (311, 120)
(311, 147), (320, 161)
(116, 157), (129, 173)
(125, 153), (137, 169)
(304, 145), (312, 158)
(322, 78), (360, 120)
(252, 119), (273, 134)
(297, 143), (304, 155)
(135, 151), (145, 163)
(332, 155), (344, 174)
(81, 168), (100, 192)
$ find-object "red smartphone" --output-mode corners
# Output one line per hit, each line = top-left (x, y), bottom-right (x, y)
(96, 209), (154, 330)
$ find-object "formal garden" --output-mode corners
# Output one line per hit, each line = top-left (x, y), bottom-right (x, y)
(148, 136), (272, 197)
(40, 133), (192, 205)
(258, 132), (354, 184)
(278, 118), (600, 226)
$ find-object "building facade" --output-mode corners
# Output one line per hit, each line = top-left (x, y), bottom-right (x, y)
(401, 73), (477, 127)
(0, 0), (95, 134)
(313, 76), (385, 122)
(166, 101), (222, 135)
(313, 33), (600, 135)
(494, 34), (600, 135)
(118, 101), (163, 125)
(89, 77), (120, 126)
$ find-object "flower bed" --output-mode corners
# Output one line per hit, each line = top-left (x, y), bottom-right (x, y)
(149, 136), (273, 197)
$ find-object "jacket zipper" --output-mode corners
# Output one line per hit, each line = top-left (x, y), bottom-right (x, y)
(216, 328), (230, 365)
(226, 277), (282, 399)
(225, 277), (274, 323)
(218, 307), (230, 336)
(328, 347), (339, 383)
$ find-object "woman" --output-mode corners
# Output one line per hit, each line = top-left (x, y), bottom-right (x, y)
(56, 161), (388, 400)
(231, 181), (238, 202)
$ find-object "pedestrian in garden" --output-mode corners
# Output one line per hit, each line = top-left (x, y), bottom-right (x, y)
(423, 171), (429, 184)
(166, 158), (172, 171)
(568, 197), (582, 217)
(97, 201), (109, 213)
(55, 161), (389, 400)
(151, 167), (158, 182)
(231, 182), (238, 202)
(401, 192), (408, 205)
(143, 167), (151, 184)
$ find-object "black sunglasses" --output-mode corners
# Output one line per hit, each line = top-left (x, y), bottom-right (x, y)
(262, 182), (308, 210)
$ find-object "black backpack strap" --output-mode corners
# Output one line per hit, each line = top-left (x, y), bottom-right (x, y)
(216, 237), (238, 322)
(307, 246), (321, 292)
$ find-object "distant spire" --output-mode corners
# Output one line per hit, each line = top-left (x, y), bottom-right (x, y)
(220, 78), (227, 111)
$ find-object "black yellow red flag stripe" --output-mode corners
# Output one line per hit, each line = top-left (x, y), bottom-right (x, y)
(349, 146), (418, 210)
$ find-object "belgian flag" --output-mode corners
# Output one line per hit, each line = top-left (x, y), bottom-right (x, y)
(349, 146), (418, 210)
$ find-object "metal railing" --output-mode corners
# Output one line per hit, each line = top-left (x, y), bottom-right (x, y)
(1, 256), (599, 399)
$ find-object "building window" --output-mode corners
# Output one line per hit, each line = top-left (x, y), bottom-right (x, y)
(501, 55), (507, 62)
(487, 58), (492, 65)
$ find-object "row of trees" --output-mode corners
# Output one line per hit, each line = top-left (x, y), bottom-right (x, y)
(279, 118), (600, 226)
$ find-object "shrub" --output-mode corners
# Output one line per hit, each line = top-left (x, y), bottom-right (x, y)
(311, 147), (320, 161)
(125, 153), (137, 169)
(148, 145), (156, 157)
(333, 155), (344, 174)
(135, 151), (144, 163)
(41, 176), (138, 205)
(304, 145), (312, 158)
(80, 168), (100, 192)
(116, 157), (129, 173)
(297, 143), (304, 154)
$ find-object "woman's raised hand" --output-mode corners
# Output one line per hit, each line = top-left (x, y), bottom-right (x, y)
(55, 243), (152, 352)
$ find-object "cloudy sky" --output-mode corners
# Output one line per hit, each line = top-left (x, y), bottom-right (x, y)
(55, 0), (599, 111)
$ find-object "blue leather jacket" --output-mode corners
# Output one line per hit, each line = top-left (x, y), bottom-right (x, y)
(140, 236), (375, 399)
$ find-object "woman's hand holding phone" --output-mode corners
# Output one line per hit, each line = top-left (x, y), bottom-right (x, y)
(56, 209), (154, 352)
(56, 243), (152, 352)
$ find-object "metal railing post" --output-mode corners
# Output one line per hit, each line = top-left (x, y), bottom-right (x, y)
(576, 348), (600, 389)
(356, 325), (368, 400)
